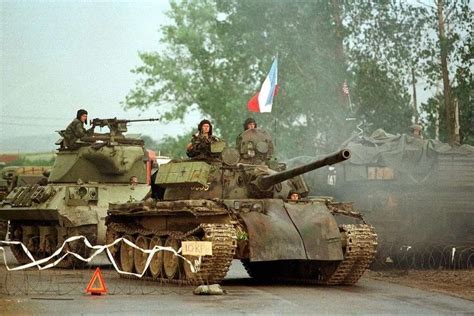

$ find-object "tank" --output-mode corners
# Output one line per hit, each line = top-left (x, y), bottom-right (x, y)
(0, 118), (158, 267)
(292, 129), (474, 268)
(0, 166), (50, 240)
(106, 128), (377, 285)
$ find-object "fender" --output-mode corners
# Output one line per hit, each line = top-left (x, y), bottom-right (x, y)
(239, 199), (343, 262)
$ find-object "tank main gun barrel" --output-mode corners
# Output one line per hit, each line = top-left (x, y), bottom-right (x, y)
(254, 149), (351, 191)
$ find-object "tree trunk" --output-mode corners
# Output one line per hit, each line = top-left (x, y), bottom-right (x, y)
(437, 0), (459, 145)
(411, 67), (419, 123)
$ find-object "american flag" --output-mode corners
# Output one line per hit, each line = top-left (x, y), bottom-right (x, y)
(342, 80), (350, 96)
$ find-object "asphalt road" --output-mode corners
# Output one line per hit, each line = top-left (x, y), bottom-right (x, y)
(0, 251), (473, 314)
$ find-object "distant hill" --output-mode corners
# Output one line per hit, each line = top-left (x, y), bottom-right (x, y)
(0, 134), (58, 153)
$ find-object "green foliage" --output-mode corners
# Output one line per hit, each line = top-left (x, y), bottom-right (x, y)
(352, 60), (413, 134)
(141, 135), (160, 151)
(125, 0), (473, 155)
(125, 0), (351, 157)
(6, 156), (54, 167)
(156, 131), (195, 159)
(419, 1), (473, 145)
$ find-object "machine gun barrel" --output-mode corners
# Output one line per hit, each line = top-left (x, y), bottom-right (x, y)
(90, 118), (160, 127)
(255, 149), (351, 191)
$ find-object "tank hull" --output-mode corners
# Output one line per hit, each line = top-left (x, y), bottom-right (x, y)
(106, 198), (377, 285)
(1, 183), (148, 267)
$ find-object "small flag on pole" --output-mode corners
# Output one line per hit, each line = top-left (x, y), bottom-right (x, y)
(342, 80), (350, 96)
(248, 58), (278, 113)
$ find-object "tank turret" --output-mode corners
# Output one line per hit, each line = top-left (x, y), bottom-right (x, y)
(154, 128), (349, 200)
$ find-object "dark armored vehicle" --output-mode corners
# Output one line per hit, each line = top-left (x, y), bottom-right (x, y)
(289, 129), (474, 267)
(0, 118), (157, 267)
(106, 128), (377, 285)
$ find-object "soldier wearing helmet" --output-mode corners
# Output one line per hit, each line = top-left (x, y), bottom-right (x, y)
(63, 109), (95, 149)
(410, 124), (423, 139)
(243, 117), (257, 130)
(288, 190), (300, 201)
(186, 119), (220, 158)
(236, 117), (258, 147)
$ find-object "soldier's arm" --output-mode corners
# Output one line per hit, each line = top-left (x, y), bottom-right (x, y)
(186, 136), (197, 157)
(86, 125), (95, 136)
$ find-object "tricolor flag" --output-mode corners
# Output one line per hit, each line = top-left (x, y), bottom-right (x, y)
(342, 80), (350, 96)
(247, 58), (278, 113)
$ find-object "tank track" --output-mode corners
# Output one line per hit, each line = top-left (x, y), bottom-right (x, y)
(318, 224), (377, 285)
(242, 224), (377, 286)
(8, 224), (96, 269)
(108, 222), (237, 285)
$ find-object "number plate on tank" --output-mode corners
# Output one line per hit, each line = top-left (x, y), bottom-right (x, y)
(181, 241), (213, 256)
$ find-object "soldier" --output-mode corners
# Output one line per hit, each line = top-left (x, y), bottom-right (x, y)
(129, 176), (138, 188)
(236, 117), (258, 148)
(288, 190), (300, 201)
(410, 124), (423, 139)
(186, 119), (220, 158)
(243, 117), (257, 130)
(63, 109), (94, 149)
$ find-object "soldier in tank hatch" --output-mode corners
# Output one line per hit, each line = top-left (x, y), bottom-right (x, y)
(410, 124), (423, 139)
(243, 117), (257, 130)
(63, 109), (95, 149)
(288, 190), (300, 201)
(236, 117), (258, 147)
(186, 119), (220, 158)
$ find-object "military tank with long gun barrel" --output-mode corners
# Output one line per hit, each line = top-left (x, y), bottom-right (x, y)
(106, 128), (377, 285)
(0, 117), (159, 267)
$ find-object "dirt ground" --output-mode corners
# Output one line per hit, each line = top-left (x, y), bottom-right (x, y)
(366, 269), (474, 301)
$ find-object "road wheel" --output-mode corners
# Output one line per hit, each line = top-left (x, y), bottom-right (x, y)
(149, 236), (164, 279)
(134, 235), (149, 275)
(119, 235), (135, 273)
(163, 237), (180, 280)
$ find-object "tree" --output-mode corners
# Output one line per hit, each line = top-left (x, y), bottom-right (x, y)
(125, 0), (471, 159)
(344, 1), (427, 129)
(156, 132), (194, 159)
(125, 0), (357, 158)
(351, 60), (412, 134)
(141, 135), (160, 151)
(417, 0), (472, 145)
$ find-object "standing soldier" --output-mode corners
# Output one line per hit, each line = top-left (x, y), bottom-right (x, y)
(186, 119), (220, 158)
(63, 109), (94, 149)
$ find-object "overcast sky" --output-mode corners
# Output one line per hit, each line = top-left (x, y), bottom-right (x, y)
(1, 0), (199, 148)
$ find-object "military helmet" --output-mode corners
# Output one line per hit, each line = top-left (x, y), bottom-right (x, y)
(198, 119), (213, 135)
(76, 109), (88, 120)
(243, 117), (257, 130)
(410, 124), (422, 131)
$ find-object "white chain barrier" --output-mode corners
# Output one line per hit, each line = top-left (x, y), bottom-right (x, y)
(0, 236), (201, 276)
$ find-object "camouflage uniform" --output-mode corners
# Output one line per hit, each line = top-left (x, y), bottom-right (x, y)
(63, 110), (93, 149)
(186, 119), (219, 158)
(187, 133), (219, 158)
(236, 117), (257, 148)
